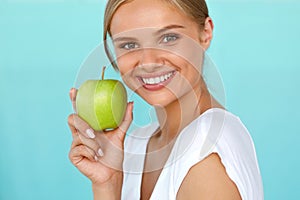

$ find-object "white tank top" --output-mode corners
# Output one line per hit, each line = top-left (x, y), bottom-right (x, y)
(122, 108), (264, 199)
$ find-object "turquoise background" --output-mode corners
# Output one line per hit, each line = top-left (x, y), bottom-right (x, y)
(1, 0), (299, 199)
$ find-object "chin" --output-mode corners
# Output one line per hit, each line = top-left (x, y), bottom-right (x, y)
(138, 91), (177, 108)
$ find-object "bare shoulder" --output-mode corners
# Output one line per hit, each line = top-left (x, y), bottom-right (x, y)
(176, 153), (242, 200)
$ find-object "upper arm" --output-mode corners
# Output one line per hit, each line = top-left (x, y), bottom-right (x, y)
(176, 153), (242, 200)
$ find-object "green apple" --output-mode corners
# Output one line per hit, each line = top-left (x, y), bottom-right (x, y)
(76, 68), (127, 131)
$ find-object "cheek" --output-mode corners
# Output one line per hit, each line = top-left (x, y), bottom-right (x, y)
(173, 58), (202, 90)
(117, 54), (141, 91)
(117, 53), (137, 76)
(184, 63), (202, 86)
(167, 53), (202, 77)
(170, 38), (204, 71)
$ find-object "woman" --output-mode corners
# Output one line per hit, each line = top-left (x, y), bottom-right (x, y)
(68, 0), (264, 199)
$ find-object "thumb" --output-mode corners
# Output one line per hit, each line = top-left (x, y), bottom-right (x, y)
(116, 101), (134, 140)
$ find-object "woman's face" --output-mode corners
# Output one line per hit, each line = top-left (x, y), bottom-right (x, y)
(110, 0), (210, 107)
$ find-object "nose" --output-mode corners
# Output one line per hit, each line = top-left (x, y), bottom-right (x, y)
(138, 48), (164, 69)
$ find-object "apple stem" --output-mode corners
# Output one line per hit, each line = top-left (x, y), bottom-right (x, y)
(101, 66), (106, 80)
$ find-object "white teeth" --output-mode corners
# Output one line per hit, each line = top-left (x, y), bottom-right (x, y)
(141, 72), (174, 85)
(149, 78), (154, 84)
(160, 76), (164, 82)
(155, 77), (160, 83)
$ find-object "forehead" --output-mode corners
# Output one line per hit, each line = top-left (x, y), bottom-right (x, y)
(110, 0), (196, 36)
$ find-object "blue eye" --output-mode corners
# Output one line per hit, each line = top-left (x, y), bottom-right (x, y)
(161, 34), (180, 44)
(120, 42), (139, 50)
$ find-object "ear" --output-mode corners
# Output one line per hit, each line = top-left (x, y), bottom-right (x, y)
(199, 17), (214, 50)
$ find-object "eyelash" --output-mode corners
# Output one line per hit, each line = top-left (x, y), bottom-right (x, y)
(118, 33), (181, 50)
(119, 42), (139, 50)
(160, 33), (180, 44)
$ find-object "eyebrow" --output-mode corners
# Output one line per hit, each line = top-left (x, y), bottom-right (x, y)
(154, 24), (185, 35)
(112, 24), (185, 42)
(113, 36), (138, 43)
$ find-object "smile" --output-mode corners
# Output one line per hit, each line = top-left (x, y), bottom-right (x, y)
(138, 71), (176, 91)
(140, 71), (175, 85)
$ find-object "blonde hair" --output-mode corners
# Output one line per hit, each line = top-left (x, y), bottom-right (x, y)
(103, 0), (209, 70)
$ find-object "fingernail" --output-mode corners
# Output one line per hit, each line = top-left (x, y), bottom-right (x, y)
(86, 129), (95, 139)
(94, 155), (98, 162)
(98, 148), (104, 157)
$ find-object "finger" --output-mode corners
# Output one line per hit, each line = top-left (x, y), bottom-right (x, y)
(68, 114), (96, 139)
(69, 88), (77, 112)
(116, 101), (134, 140)
(68, 114), (78, 138)
(69, 88), (77, 101)
(76, 133), (104, 157)
(72, 133), (104, 158)
(69, 144), (98, 164)
(69, 114), (103, 156)
(71, 133), (81, 148)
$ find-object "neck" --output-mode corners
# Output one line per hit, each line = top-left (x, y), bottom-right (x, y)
(154, 83), (222, 144)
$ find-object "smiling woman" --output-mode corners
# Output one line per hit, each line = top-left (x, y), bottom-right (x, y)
(67, 0), (264, 199)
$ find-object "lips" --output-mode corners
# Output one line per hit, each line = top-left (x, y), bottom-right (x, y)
(138, 71), (176, 91)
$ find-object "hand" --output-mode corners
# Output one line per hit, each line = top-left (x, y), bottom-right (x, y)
(67, 88), (133, 186)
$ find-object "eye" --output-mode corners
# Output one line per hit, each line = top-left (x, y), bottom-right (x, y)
(120, 42), (139, 50)
(161, 33), (180, 44)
